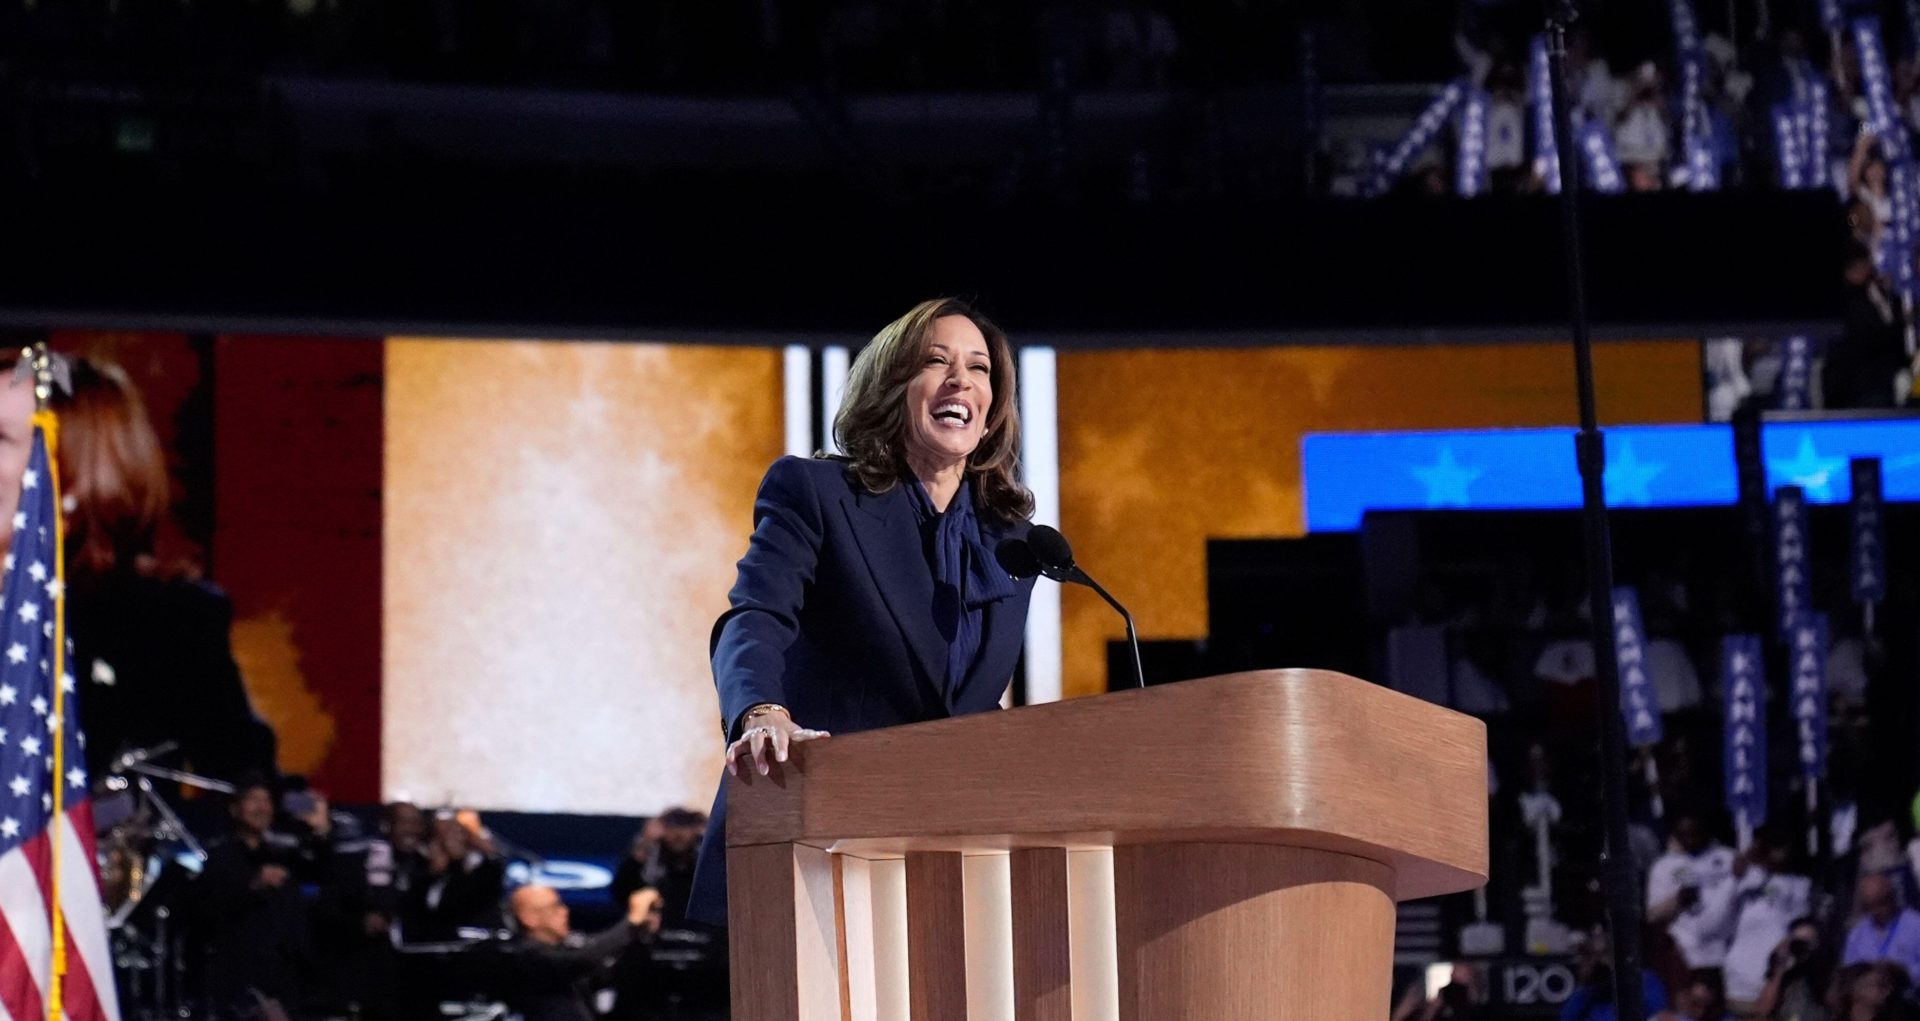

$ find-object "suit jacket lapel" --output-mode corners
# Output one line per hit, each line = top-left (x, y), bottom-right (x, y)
(845, 484), (947, 701)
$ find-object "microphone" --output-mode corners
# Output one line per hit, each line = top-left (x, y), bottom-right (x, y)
(1005, 526), (1146, 690)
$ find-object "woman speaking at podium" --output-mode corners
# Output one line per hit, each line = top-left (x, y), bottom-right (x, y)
(687, 298), (1038, 926)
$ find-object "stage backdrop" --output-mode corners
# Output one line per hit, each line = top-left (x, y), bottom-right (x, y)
(1054, 340), (1706, 699)
(383, 338), (780, 816)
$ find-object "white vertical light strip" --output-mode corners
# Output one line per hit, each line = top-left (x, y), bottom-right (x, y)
(783, 344), (813, 458)
(1067, 849), (1120, 1021)
(1018, 346), (1063, 705)
(840, 857), (880, 1021)
(821, 344), (852, 455)
(962, 853), (1016, 1021)
(869, 857), (911, 1020)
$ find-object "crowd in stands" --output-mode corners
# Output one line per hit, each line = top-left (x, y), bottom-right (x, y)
(151, 774), (716, 1020)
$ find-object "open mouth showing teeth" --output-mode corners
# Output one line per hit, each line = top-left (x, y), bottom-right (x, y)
(932, 402), (972, 425)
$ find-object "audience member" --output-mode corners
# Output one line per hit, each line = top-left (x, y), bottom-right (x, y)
(192, 775), (333, 1015)
(1755, 917), (1835, 1021)
(1561, 926), (1672, 1021)
(504, 885), (664, 1021)
(1721, 830), (1819, 1013)
(1831, 962), (1917, 1021)
(1660, 970), (1732, 1021)
(1649, 813), (1739, 971)
(404, 808), (508, 941)
(610, 807), (706, 929)
(1842, 875), (1920, 985)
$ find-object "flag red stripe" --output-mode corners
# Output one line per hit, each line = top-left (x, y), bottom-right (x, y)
(55, 925), (103, 1021)
(19, 830), (50, 907)
(0, 902), (48, 1021)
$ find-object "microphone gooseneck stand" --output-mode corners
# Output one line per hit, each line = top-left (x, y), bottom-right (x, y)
(1544, 3), (1648, 1018)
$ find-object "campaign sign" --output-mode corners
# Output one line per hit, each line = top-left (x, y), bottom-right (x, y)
(1613, 587), (1663, 747)
(1721, 634), (1767, 825)
(1789, 613), (1829, 778)
(1852, 457), (1886, 603)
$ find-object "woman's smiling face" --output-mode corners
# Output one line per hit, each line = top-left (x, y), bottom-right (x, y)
(902, 314), (993, 472)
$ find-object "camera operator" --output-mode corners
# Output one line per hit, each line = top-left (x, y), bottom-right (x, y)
(1754, 918), (1834, 1021)
(505, 885), (664, 1021)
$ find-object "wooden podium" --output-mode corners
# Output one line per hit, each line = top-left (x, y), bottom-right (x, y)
(725, 669), (1488, 1021)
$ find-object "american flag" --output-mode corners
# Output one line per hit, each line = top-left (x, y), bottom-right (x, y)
(0, 416), (119, 1021)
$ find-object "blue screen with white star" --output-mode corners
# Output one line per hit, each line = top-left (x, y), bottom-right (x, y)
(1302, 420), (1920, 531)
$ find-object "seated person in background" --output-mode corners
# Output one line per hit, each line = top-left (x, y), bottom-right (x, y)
(404, 808), (507, 941)
(193, 775), (333, 1014)
(1831, 962), (1916, 1021)
(1755, 917), (1834, 1021)
(1842, 875), (1920, 985)
(1561, 926), (1670, 1021)
(506, 885), (664, 1021)
(1658, 970), (1731, 1021)
(1649, 813), (1739, 972)
(611, 807), (707, 929)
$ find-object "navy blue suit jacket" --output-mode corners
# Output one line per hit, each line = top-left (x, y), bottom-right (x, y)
(687, 456), (1035, 925)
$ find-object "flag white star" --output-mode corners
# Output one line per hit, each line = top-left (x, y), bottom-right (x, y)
(19, 735), (39, 758)
(5, 643), (24, 664)
(0, 683), (14, 705)
(21, 469), (37, 490)
(40, 793), (49, 812)
(66, 767), (84, 789)
(0, 727), (7, 745)
(7, 775), (27, 797)
(29, 695), (47, 716)
(44, 578), (63, 600)
(27, 561), (45, 583)
(17, 601), (38, 623)
(0, 817), (17, 839)
(10, 512), (23, 531)
(60, 673), (74, 693)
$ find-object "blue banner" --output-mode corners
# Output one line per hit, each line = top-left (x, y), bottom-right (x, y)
(1774, 103), (1808, 188)
(1779, 336), (1814, 410)
(1369, 79), (1468, 196)
(1776, 486), (1812, 640)
(1809, 78), (1833, 189)
(1530, 37), (1562, 194)
(1613, 587), (1664, 747)
(1887, 161), (1920, 295)
(1670, 0), (1702, 55)
(1578, 117), (1625, 193)
(1721, 634), (1768, 826)
(1852, 457), (1887, 602)
(1457, 86), (1490, 197)
(1853, 17), (1911, 160)
(1301, 419), (1920, 531)
(1789, 613), (1829, 778)
(1820, 0), (1845, 33)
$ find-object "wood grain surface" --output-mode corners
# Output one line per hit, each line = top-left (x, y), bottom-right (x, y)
(728, 670), (1487, 900)
(1113, 843), (1395, 1021)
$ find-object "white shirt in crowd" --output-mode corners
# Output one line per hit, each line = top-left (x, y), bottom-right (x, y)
(1714, 868), (1816, 1003)
(1648, 843), (1739, 968)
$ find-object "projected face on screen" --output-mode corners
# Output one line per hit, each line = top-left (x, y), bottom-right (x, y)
(383, 339), (781, 816)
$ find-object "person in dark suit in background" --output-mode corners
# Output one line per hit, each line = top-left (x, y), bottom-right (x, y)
(504, 885), (664, 1021)
(688, 297), (1039, 926)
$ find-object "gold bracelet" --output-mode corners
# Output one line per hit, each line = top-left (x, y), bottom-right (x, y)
(744, 704), (789, 722)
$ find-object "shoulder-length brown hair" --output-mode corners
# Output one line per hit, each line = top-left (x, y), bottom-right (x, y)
(55, 356), (172, 580)
(833, 298), (1034, 522)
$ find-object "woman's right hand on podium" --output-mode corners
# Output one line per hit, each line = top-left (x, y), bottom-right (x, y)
(726, 705), (829, 777)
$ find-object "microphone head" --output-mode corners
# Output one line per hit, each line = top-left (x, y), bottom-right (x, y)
(1027, 525), (1075, 572)
(995, 538), (1043, 580)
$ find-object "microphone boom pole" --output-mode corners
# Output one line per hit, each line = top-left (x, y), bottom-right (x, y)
(1544, 3), (1648, 1018)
